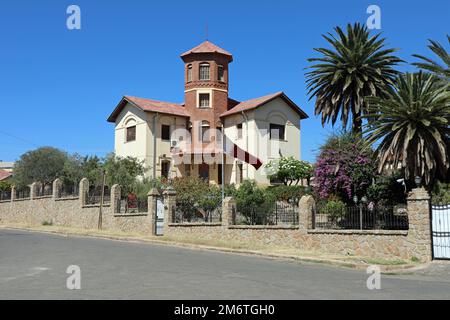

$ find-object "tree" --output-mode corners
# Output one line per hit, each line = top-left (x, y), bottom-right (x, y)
(314, 132), (376, 202)
(305, 23), (402, 133)
(265, 157), (313, 185)
(364, 72), (450, 187)
(12, 147), (68, 187)
(413, 36), (450, 80)
(172, 176), (210, 221)
(234, 180), (275, 225)
(103, 154), (146, 195)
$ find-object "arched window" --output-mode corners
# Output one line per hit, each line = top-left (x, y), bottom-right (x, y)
(218, 65), (224, 81)
(201, 120), (210, 142)
(187, 64), (193, 82)
(199, 63), (210, 81)
(125, 118), (137, 142)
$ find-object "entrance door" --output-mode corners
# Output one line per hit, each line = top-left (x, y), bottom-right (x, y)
(155, 197), (164, 236)
(432, 203), (450, 259)
(199, 163), (209, 181)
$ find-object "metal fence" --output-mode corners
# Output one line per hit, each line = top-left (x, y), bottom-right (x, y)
(35, 183), (53, 197)
(15, 187), (31, 200)
(234, 201), (298, 226)
(57, 183), (79, 198)
(0, 190), (11, 201)
(172, 205), (222, 223)
(85, 186), (110, 205)
(116, 197), (148, 214)
(313, 204), (409, 230)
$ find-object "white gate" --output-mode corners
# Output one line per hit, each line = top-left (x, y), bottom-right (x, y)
(155, 197), (164, 236)
(432, 204), (450, 259)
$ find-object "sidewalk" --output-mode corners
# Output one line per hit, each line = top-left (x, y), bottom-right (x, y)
(0, 223), (427, 274)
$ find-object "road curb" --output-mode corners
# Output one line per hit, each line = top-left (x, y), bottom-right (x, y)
(0, 226), (424, 273)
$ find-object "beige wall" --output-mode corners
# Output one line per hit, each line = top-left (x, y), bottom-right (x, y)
(223, 97), (302, 185)
(114, 103), (187, 179)
(113, 97), (303, 185)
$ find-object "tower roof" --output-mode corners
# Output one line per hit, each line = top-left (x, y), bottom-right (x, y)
(180, 41), (233, 61)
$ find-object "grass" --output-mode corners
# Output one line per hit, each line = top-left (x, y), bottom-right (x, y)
(362, 258), (408, 266)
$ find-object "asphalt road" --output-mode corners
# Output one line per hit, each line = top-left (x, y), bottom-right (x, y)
(1, 229), (449, 300)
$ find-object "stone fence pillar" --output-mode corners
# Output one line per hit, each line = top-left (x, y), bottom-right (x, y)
(111, 184), (121, 214)
(79, 178), (89, 206)
(29, 182), (37, 200)
(10, 186), (16, 202)
(407, 187), (432, 262)
(222, 197), (236, 227)
(299, 195), (315, 234)
(53, 178), (62, 200)
(148, 188), (160, 236)
(163, 186), (176, 229)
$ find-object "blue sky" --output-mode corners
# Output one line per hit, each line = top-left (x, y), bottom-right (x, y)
(0, 0), (448, 163)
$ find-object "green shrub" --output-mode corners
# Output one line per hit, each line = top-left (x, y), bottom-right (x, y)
(432, 182), (450, 205)
(42, 220), (53, 226)
(267, 185), (308, 203)
(324, 200), (346, 223)
(235, 180), (275, 224)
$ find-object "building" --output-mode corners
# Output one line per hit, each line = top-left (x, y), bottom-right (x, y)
(107, 41), (308, 185)
(0, 162), (14, 173)
(0, 170), (12, 182)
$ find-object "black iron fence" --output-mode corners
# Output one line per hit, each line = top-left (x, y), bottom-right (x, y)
(116, 196), (148, 214)
(234, 201), (298, 226)
(313, 204), (409, 230)
(172, 204), (222, 223)
(0, 190), (11, 201)
(85, 186), (110, 205)
(15, 187), (31, 200)
(57, 183), (79, 198)
(35, 183), (53, 197)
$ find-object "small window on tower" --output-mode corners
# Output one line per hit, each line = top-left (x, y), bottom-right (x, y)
(218, 65), (224, 82)
(126, 126), (136, 142)
(199, 63), (210, 80)
(199, 93), (210, 108)
(187, 64), (192, 82)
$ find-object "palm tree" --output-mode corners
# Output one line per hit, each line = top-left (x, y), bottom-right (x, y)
(413, 36), (450, 79)
(306, 23), (403, 133)
(364, 72), (450, 187)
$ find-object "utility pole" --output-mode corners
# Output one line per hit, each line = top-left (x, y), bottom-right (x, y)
(98, 169), (106, 230)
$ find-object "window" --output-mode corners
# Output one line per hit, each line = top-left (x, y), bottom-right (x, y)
(161, 125), (170, 141)
(269, 123), (285, 140)
(199, 63), (210, 80)
(161, 161), (170, 179)
(187, 64), (192, 82)
(201, 121), (210, 142)
(237, 123), (243, 139)
(199, 93), (210, 108)
(199, 163), (209, 181)
(218, 65), (224, 82)
(126, 126), (136, 142)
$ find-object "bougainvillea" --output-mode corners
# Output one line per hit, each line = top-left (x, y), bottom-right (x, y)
(314, 133), (376, 201)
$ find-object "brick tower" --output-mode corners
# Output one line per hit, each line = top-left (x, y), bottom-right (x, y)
(180, 41), (233, 144)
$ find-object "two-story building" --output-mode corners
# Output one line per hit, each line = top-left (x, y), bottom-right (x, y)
(107, 41), (308, 185)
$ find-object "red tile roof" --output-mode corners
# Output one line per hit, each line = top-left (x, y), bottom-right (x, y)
(107, 96), (189, 122)
(0, 170), (12, 181)
(220, 92), (308, 119)
(181, 41), (233, 61)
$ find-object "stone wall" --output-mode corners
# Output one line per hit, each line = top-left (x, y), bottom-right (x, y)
(0, 179), (155, 234)
(164, 190), (433, 262)
(0, 181), (433, 262)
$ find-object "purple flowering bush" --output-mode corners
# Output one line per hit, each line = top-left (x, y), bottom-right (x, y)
(314, 133), (376, 202)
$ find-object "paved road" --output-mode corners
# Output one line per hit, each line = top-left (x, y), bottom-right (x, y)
(1, 229), (449, 299)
